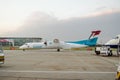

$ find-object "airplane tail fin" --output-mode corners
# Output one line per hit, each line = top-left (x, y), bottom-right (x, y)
(86, 37), (98, 46)
(87, 30), (101, 46)
(66, 30), (101, 46)
(88, 30), (101, 39)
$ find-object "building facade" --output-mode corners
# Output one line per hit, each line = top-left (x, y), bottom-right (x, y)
(0, 37), (42, 47)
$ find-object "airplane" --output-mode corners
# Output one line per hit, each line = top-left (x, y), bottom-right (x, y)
(105, 34), (120, 48)
(19, 30), (101, 51)
(105, 35), (120, 79)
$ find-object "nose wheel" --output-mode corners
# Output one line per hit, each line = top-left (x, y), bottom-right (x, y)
(57, 49), (60, 52)
(23, 49), (25, 51)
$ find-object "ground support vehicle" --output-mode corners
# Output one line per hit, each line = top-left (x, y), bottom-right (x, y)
(95, 46), (113, 56)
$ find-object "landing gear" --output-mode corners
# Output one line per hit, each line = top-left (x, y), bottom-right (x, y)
(57, 49), (60, 52)
(23, 49), (25, 51)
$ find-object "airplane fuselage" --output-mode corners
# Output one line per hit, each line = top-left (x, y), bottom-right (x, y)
(19, 30), (101, 51)
(105, 34), (120, 48)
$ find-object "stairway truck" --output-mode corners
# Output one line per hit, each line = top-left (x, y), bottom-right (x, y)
(95, 46), (113, 56)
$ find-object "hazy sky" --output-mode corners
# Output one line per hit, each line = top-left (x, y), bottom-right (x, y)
(0, 0), (120, 43)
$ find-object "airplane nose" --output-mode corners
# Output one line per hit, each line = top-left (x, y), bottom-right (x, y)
(19, 45), (26, 49)
(105, 42), (110, 45)
(19, 46), (24, 49)
(105, 40), (113, 45)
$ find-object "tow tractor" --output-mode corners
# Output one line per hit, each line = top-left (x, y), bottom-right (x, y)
(0, 43), (4, 64)
(95, 46), (113, 56)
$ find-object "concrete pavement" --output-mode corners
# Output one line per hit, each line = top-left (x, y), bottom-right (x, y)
(0, 49), (119, 80)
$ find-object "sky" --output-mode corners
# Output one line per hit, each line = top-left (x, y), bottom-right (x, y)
(0, 0), (120, 43)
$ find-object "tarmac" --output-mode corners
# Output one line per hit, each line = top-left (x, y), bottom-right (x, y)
(0, 49), (119, 80)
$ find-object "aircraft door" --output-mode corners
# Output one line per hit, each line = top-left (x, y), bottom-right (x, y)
(53, 39), (59, 43)
(53, 39), (61, 51)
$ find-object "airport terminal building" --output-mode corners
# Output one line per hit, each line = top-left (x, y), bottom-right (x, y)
(0, 37), (42, 47)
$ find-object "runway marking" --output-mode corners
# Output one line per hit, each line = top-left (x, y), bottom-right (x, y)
(0, 70), (116, 74)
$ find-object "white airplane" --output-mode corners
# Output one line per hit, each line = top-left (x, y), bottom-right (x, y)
(105, 34), (120, 48)
(19, 30), (101, 51)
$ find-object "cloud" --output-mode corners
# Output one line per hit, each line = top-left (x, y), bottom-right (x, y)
(96, 6), (107, 10)
(85, 9), (120, 18)
(2, 10), (120, 43)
